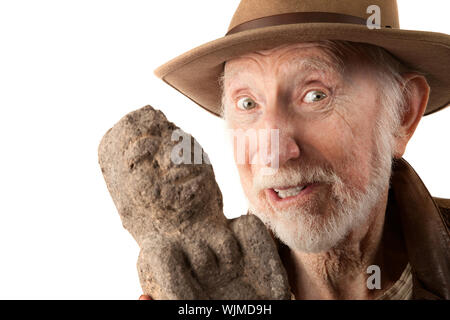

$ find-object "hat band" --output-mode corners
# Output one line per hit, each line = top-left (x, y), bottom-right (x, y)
(226, 12), (368, 36)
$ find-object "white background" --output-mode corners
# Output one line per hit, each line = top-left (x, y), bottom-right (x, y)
(0, 0), (448, 299)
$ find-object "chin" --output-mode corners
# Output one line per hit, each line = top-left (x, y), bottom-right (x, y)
(249, 189), (375, 254)
(270, 215), (353, 253)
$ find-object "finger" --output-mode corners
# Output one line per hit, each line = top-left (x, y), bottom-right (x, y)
(139, 294), (152, 300)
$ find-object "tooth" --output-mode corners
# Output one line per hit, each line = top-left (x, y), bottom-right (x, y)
(274, 185), (307, 199)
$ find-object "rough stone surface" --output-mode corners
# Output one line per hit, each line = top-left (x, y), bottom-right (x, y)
(98, 105), (290, 300)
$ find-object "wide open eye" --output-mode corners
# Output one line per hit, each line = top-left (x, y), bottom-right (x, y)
(237, 97), (257, 110)
(303, 90), (327, 103)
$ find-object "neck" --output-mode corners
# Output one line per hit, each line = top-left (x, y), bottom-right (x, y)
(282, 188), (407, 299)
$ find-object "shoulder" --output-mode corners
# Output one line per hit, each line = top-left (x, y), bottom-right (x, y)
(433, 197), (450, 229)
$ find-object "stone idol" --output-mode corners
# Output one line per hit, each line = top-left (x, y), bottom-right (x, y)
(98, 105), (290, 299)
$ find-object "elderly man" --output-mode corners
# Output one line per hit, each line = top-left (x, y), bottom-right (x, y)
(145, 0), (450, 299)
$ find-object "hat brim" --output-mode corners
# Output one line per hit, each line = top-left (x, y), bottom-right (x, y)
(154, 23), (450, 117)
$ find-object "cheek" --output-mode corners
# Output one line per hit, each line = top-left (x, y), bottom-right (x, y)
(341, 136), (376, 192)
(227, 122), (260, 197)
(305, 114), (375, 191)
(236, 163), (253, 197)
(236, 161), (270, 212)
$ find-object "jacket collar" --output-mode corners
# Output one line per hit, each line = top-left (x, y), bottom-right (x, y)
(389, 158), (450, 299)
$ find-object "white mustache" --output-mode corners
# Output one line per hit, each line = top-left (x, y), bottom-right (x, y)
(253, 163), (339, 192)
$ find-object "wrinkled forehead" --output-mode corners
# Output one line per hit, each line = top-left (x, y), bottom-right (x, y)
(223, 42), (342, 82)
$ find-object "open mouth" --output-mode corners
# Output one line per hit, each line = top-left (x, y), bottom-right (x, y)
(265, 183), (319, 203)
(274, 185), (308, 198)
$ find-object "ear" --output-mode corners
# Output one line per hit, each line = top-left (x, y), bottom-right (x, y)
(393, 73), (430, 158)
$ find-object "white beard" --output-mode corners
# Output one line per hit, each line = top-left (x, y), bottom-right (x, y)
(249, 118), (395, 253)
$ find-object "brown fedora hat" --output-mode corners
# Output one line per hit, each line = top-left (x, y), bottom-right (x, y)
(154, 0), (450, 117)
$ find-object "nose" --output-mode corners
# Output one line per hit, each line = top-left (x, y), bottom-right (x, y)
(250, 110), (300, 170)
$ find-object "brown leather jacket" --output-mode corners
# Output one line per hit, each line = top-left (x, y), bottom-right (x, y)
(389, 158), (450, 299)
(273, 157), (450, 299)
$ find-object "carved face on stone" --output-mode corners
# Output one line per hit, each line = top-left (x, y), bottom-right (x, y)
(99, 106), (222, 228)
(124, 131), (216, 217)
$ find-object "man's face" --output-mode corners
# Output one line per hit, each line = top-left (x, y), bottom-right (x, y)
(222, 42), (395, 253)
